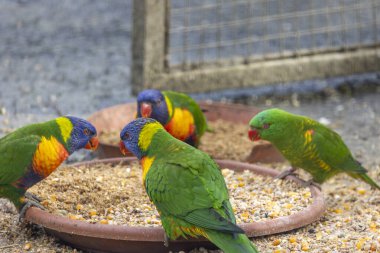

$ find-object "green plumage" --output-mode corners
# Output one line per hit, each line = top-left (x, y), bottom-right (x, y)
(144, 127), (259, 253)
(0, 119), (67, 145)
(0, 119), (66, 210)
(249, 108), (380, 189)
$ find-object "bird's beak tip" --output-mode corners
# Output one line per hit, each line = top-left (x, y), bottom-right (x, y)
(85, 137), (99, 150)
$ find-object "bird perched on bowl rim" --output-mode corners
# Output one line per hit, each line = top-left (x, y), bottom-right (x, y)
(248, 108), (380, 190)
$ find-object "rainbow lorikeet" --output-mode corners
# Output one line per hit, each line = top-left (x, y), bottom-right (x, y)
(136, 89), (208, 147)
(248, 108), (380, 189)
(119, 118), (259, 253)
(0, 116), (98, 218)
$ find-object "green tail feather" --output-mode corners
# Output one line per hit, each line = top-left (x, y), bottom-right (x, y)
(206, 230), (259, 253)
(350, 173), (380, 190)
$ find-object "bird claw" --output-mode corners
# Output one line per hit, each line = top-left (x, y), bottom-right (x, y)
(24, 192), (42, 202)
(302, 179), (322, 191)
(164, 234), (169, 247)
(275, 167), (297, 180)
(18, 199), (46, 222)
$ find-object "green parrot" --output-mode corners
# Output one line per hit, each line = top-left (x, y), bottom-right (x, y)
(136, 89), (208, 147)
(248, 108), (380, 189)
(119, 118), (259, 253)
(0, 116), (98, 218)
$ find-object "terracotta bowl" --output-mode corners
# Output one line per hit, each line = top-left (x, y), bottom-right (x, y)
(87, 101), (285, 163)
(25, 158), (326, 253)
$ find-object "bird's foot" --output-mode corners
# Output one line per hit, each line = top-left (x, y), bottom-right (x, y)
(164, 234), (169, 247)
(18, 199), (46, 222)
(24, 192), (42, 203)
(275, 167), (297, 180)
(302, 179), (322, 191)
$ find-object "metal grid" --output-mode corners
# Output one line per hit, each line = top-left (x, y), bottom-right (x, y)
(168, 0), (380, 67)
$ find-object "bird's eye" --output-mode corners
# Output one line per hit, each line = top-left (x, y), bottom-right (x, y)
(124, 132), (130, 139)
(156, 99), (161, 106)
(263, 123), (270, 129)
(83, 128), (91, 135)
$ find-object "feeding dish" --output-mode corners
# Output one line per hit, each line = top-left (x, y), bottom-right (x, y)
(25, 158), (326, 253)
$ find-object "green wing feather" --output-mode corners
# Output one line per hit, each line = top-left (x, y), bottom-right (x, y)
(162, 90), (208, 136)
(181, 206), (243, 233)
(306, 121), (379, 188)
(146, 151), (227, 213)
(145, 141), (240, 233)
(0, 135), (41, 185)
(0, 119), (62, 145)
(143, 129), (259, 252)
(310, 123), (366, 173)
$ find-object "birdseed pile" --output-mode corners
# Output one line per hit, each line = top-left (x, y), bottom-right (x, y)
(98, 120), (253, 161)
(199, 120), (253, 161)
(98, 130), (120, 147)
(27, 163), (311, 226)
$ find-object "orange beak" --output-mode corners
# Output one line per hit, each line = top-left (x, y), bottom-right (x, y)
(248, 129), (261, 141)
(85, 137), (99, 150)
(140, 102), (152, 118)
(119, 141), (131, 156)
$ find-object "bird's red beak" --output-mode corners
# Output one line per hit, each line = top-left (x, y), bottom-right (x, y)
(119, 141), (131, 156)
(248, 129), (261, 141)
(140, 102), (152, 118)
(85, 137), (99, 150)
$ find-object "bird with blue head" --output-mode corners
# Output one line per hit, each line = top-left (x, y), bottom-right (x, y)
(0, 116), (98, 219)
(119, 118), (259, 253)
(136, 89), (208, 147)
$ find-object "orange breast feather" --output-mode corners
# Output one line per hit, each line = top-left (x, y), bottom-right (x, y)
(32, 136), (69, 178)
(165, 108), (195, 141)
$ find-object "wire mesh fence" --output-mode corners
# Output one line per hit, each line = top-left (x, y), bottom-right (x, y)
(169, 0), (380, 67)
(131, 0), (380, 94)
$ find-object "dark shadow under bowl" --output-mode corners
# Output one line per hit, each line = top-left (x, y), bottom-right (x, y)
(25, 158), (325, 253)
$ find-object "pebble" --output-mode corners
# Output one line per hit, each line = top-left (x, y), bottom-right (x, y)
(0, 107), (6, 115)
(24, 242), (32, 251)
